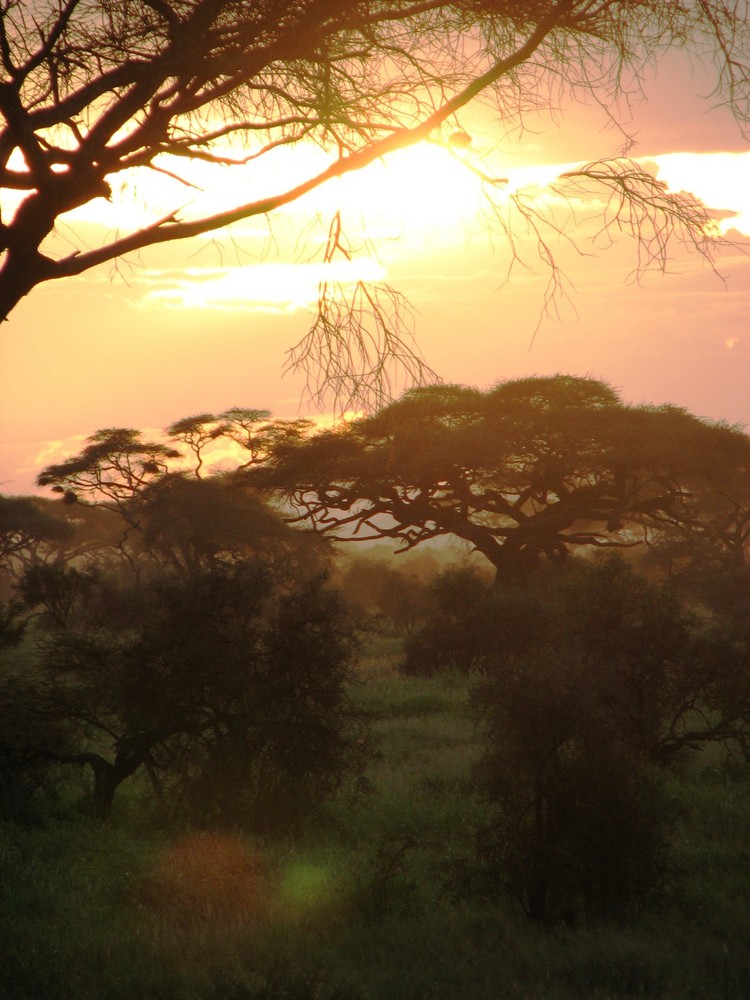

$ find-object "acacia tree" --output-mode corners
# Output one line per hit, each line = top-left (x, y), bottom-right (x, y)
(166, 408), (312, 477)
(10, 414), (360, 822)
(0, 494), (76, 592)
(256, 376), (750, 584)
(35, 415), (318, 577)
(34, 427), (182, 574)
(1, 1), (748, 404)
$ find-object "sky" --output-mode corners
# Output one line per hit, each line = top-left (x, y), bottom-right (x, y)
(1, 46), (749, 497)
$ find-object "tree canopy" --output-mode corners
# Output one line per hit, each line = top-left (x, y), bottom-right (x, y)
(1, 1), (748, 402)
(34, 411), (318, 579)
(0, 494), (72, 567)
(1, 557), (366, 822)
(256, 375), (750, 583)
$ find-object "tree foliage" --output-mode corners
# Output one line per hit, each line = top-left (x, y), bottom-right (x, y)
(471, 556), (750, 923)
(641, 452), (750, 620)
(34, 410), (315, 579)
(1, 1), (748, 402)
(1, 557), (367, 825)
(257, 376), (750, 584)
(0, 494), (73, 569)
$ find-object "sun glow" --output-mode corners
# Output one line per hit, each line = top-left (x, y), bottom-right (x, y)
(145, 259), (386, 311)
(103, 139), (491, 308)
(57, 139), (487, 244)
(311, 143), (487, 246)
(15, 135), (749, 317)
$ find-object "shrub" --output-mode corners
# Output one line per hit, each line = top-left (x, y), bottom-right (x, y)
(402, 568), (549, 676)
(1, 561), (370, 829)
(468, 557), (722, 924)
(473, 647), (670, 923)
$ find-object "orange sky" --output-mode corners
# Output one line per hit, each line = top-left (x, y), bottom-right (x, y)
(1, 49), (749, 496)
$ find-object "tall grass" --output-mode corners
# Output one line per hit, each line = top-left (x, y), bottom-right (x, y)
(2, 640), (749, 999)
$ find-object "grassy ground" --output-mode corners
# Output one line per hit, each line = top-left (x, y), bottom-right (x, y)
(2, 639), (750, 1000)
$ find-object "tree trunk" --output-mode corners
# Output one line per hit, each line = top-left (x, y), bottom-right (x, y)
(527, 775), (551, 923)
(87, 749), (144, 819)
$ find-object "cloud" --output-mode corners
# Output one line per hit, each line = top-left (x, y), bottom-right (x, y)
(141, 259), (386, 311)
(29, 435), (88, 473)
(646, 152), (750, 236)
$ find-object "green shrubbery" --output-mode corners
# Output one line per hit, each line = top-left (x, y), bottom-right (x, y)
(1, 560), (369, 828)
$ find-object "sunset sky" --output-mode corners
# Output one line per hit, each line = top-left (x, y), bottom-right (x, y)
(1, 46), (748, 497)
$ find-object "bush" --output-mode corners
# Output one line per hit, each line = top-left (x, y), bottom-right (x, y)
(1, 560), (370, 829)
(146, 565), (370, 829)
(473, 647), (670, 924)
(402, 568), (548, 676)
(468, 557), (718, 924)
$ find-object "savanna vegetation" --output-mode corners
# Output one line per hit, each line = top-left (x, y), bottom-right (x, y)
(2, 376), (750, 999)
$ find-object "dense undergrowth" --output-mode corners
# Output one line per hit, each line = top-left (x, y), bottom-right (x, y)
(2, 641), (750, 1000)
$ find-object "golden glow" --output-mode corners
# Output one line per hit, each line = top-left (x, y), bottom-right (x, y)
(44, 146), (750, 246)
(92, 140), (490, 308)
(58, 140), (486, 246)
(312, 143), (486, 246)
(145, 259), (386, 311)
(6, 141), (749, 321)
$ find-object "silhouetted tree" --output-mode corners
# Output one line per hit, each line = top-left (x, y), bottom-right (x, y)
(16, 562), (97, 630)
(35, 417), (314, 577)
(471, 557), (750, 923)
(164, 408), (312, 477)
(0, 495), (81, 645)
(37, 428), (181, 516)
(10, 422), (366, 821)
(137, 473), (323, 578)
(475, 651), (669, 924)
(36, 429), (182, 575)
(1, 2), (747, 403)
(1, 559), (366, 823)
(642, 457), (750, 622)
(0, 494), (73, 571)
(165, 412), (226, 480)
(257, 377), (750, 585)
(214, 409), (313, 471)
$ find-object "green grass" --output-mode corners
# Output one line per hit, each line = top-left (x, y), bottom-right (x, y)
(2, 644), (750, 1000)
